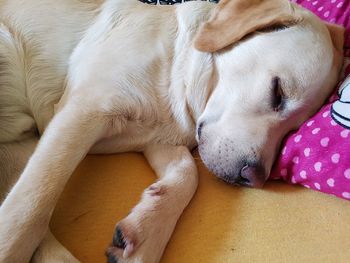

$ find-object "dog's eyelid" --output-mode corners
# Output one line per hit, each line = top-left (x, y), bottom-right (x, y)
(257, 24), (291, 34)
(271, 76), (285, 112)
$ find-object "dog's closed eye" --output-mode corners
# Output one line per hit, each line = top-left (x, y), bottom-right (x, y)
(197, 122), (204, 140)
(272, 77), (284, 112)
(257, 24), (290, 34)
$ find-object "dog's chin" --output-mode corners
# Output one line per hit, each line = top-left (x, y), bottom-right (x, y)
(198, 145), (236, 185)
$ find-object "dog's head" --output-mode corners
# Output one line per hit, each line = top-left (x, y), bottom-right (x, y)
(194, 0), (344, 187)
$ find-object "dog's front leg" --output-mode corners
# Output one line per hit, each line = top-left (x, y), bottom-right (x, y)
(0, 103), (108, 263)
(31, 230), (80, 263)
(107, 145), (198, 263)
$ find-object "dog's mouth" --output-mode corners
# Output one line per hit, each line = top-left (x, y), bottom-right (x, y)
(198, 146), (268, 189)
(219, 174), (251, 187)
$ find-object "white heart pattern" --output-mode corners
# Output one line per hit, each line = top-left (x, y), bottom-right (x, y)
(307, 120), (315, 127)
(314, 162), (322, 172)
(294, 135), (302, 143)
(327, 178), (335, 187)
(345, 169), (350, 179)
(314, 183), (321, 190)
(342, 192), (350, 199)
(312, 128), (321, 134)
(331, 153), (340, 164)
(300, 170), (307, 179)
(341, 130), (350, 138)
(320, 137), (330, 147)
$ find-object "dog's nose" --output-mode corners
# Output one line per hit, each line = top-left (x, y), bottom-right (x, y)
(235, 163), (266, 188)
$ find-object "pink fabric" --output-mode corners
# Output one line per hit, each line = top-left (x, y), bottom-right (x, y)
(270, 0), (350, 200)
(271, 80), (350, 200)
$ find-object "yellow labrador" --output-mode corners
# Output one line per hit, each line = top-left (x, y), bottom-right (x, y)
(0, 0), (344, 262)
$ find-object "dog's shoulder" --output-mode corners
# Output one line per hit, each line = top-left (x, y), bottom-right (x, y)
(175, 1), (214, 34)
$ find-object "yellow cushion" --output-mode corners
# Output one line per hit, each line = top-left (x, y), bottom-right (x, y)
(51, 153), (350, 263)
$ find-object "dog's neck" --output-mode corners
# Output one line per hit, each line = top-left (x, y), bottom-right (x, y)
(184, 51), (216, 124)
(167, 2), (215, 127)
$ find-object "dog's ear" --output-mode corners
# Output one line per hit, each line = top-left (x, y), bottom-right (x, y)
(194, 0), (301, 52)
(325, 22), (344, 73)
(325, 23), (344, 54)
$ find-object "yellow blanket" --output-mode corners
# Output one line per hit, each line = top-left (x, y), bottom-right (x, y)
(51, 153), (350, 263)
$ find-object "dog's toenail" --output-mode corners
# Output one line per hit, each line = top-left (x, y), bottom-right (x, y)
(113, 226), (126, 249)
(107, 253), (118, 263)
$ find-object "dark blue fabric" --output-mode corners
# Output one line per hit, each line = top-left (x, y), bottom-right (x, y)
(139, 0), (219, 5)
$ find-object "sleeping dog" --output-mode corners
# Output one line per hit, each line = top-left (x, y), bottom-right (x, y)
(0, 0), (344, 262)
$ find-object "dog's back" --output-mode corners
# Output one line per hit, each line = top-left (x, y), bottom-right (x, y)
(0, 0), (213, 145)
(0, 0), (101, 143)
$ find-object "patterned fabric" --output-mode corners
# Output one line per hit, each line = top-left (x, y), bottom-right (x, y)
(271, 77), (350, 200)
(271, 1), (350, 200)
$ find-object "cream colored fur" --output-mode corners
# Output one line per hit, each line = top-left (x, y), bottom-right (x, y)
(0, 0), (342, 262)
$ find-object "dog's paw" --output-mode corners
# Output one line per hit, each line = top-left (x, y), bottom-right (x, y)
(107, 252), (119, 263)
(106, 222), (155, 263)
(106, 224), (137, 261)
(106, 183), (176, 263)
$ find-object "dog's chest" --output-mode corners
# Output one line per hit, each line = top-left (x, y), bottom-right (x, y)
(91, 114), (196, 153)
(69, 3), (200, 153)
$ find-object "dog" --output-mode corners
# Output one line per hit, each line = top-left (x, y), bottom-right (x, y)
(0, 0), (344, 262)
